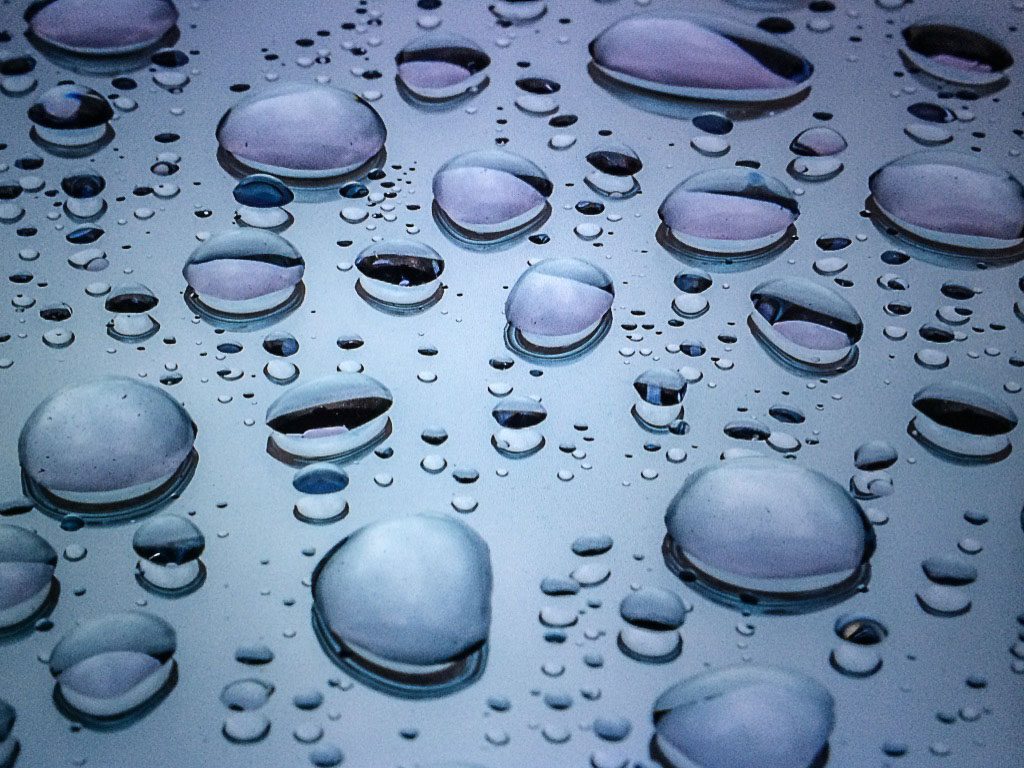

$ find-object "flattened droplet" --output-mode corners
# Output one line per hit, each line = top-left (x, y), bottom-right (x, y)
(653, 666), (834, 768)
(396, 32), (490, 103)
(266, 373), (393, 463)
(869, 151), (1024, 253)
(49, 611), (177, 723)
(663, 457), (873, 611)
(216, 83), (386, 178)
(748, 277), (863, 374)
(659, 168), (798, 255)
(311, 515), (492, 697)
(19, 377), (197, 520)
(183, 229), (305, 322)
(0, 523), (57, 632)
(505, 258), (614, 360)
(590, 14), (813, 102)
(433, 150), (551, 242)
(910, 380), (1017, 462)
(354, 240), (444, 312)
(28, 0), (178, 55)
(901, 19), (1013, 87)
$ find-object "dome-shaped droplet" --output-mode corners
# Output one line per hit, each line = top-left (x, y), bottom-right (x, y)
(19, 377), (197, 520)
(396, 32), (490, 102)
(491, 396), (546, 457)
(354, 240), (444, 312)
(505, 258), (614, 360)
(183, 229), (304, 321)
(61, 169), (105, 198)
(659, 168), (798, 255)
(433, 150), (552, 242)
(216, 83), (386, 178)
(653, 666), (834, 768)
(232, 174), (294, 208)
(868, 151), (1024, 253)
(590, 14), (813, 102)
(104, 282), (158, 313)
(28, 83), (112, 146)
(901, 19), (1013, 87)
(265, 373), (393, 463)
(311, 514), (492, 697)
(49, 611), (177, 723)
(28, 0), (178, 55)
(133, 514), (205, 595)
(910, 381), (1017, 462)
(790, 126), (847, 156)
(633, 369), (687, 429)
(663, 457), (873, 611)
(748, 277), (863, 374)
(585, 142), (642, 197)
(0, 524), (58, 632)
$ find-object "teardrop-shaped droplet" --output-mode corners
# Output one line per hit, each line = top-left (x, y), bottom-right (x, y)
(433, 149), (552, 242)
(663, 457), (873, 611)
(504, 258), (614, 360)
(590, 14), (813, 102)
(311, 515), (492, 697)
(216, 83), (386, 179)
(19, 377), (197, 520)
(748, 277), (863, 374)
(659, 167), (798, 255)
(868, 151), (1024, 253)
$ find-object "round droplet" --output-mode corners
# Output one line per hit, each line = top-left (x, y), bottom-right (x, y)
(901, 19), (1013, 87)
(354, 240), (444, 312)
(910, 381), (1017, 462)
(233, 174), (294, 208)
(396, 32), (490, 102)
(19, 377), (196, 520)
(0, 523), (58, 633)
(28, 0), (178, 55)
(133, 513), (204, 595)
(664, 457), (873, 611)
(217, 83), (386, 178)
(311, 515), (492, 697)
(433, 150), (552, 242)
(28, 83), (112, 147)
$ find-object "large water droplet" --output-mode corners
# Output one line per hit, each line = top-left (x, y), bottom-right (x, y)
(182, 229), (305, 324)
(49, 611), (177, 724)
(659, 167), (798, 256)
(901, 19), (1013, 88)
(216, 83), (386, 179)
(748, 277), (863, 374)
(354, 240), (444, 312)
(868, 151), (1024, 254)
(396, 32), (490, 103)
(28, 83), (113, 147)
(433, 150), (552, 243)
(311, 515), (492, 697)
(590, 13), (813, 102)
(653, 666), (834, 768)
(504, 258), (614, 361)
(27, 0), (178, 55)
(0, 523), (57, 633)
(133, 514), (205, 595)
(909, 381), (1017, 462)
(265, 373), (393, 463)
(663, 457), (874, 612)
(19, 377), (197, 521)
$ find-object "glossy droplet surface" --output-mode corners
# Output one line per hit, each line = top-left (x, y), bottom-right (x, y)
(312, 515), (491, 696)
(232, 174), (294, 208)
(355, 240), (444, 311)
(653, 666), (834, 768)
(216, 83), (386, 178)
(659, 168), (798, 255)
(433, 150), (551, 241)
(19, 377), (196, 519)
(910, 380), (1017, 461)
(28, 0), (178, 55)
(869, 151), (1024, 252)
(590, 13), (813, 102)
(901, 19), (1013, 86)
(49, 611), (177, 722)
(183, 229), (304, 320)
(396, 32), (490, 102)
(749, 277), (863, 373)
(266, 373), (393, 462)
(505, 258), (614, 360)
(0, 524), (57, 632)
(664, 457), (873, 611)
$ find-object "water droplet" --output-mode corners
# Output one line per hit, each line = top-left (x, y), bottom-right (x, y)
(355, 240), (444, 312)
(28, 83), (113, 147)
(133, 514), (205, 595)
(909, 381), (1017, 462)
(901, 20), (1013, 87)
(28, 0), (178, 55)
(0, 523), (57, 633)
(396, 32), (490, 103)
